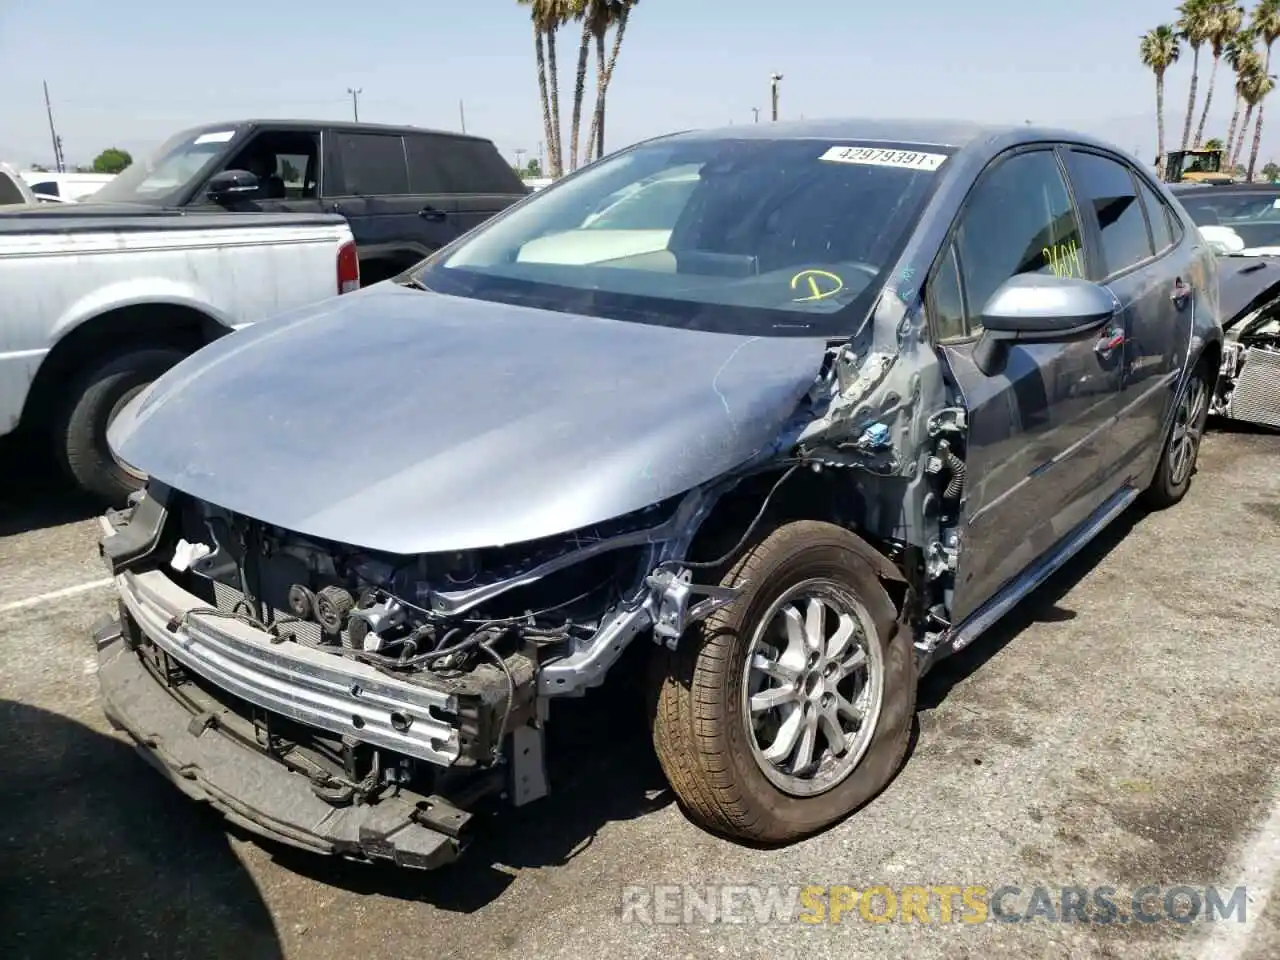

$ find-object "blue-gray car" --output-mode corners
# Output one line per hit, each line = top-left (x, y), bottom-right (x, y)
(94, 119), (1222, 869)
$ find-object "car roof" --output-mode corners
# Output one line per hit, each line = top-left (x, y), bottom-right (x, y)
(655, 117), (1124, 153)
(195, 119), (494, 145)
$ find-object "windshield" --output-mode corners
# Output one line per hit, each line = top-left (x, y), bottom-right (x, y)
(412, 137), (952, 337)
(1180, 190), (1280, 252)
(92, 125), (244, 204)
(1177, 152), (1222, 175)
(1181, 192), (1280, 223)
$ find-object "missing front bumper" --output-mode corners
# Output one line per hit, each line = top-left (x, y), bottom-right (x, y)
(94, 619), (466, 869)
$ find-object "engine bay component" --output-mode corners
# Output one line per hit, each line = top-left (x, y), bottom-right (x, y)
(315, 585), (354, 636)
(287, 583), (316, 619)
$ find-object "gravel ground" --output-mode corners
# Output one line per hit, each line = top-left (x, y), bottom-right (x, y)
(0, 425), (1277, 960)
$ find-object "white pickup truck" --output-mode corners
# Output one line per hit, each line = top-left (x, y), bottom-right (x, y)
(0, 206), (358, 502)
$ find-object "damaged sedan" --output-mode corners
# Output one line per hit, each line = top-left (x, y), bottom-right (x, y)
(1169, 184), (1280, 429)
(94, 120), (1222, 869)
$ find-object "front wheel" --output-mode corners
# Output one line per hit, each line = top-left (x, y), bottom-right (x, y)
(648, 520), (916, 843)
(54, 347), (188, 504)
(1143, 358), (1211, 510)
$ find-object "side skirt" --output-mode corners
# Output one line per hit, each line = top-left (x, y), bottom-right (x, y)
(916, 484), (1141, 676)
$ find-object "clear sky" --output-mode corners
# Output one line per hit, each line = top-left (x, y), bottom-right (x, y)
(0, 0), (1273, 170)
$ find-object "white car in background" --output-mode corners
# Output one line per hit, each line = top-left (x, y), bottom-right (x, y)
(18, 170), (117, 203)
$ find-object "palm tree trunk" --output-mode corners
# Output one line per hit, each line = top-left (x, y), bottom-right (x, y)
(1249, 45), (1275, 181)
(1234, 103), (1254, 165)
(585, 30), (606, 162)
(1157, 74), (1167, 160)
(1182, 47), (1201, 151)
(546, 26), (564, 176)
(1248, 102), (1265, 178)
(1226, 94), (1243, 156)
(533, 29), (556, 180)
(568, 24), (591, 171)
(1194, 54), (1220, 146)
(594, 7), (630, 160)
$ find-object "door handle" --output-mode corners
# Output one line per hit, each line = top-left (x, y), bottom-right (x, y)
(419, 206), (447, 221)
(1171, 277), (1192, 305)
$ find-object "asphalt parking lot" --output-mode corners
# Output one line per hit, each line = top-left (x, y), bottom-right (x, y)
(1, 425), (1277, 960)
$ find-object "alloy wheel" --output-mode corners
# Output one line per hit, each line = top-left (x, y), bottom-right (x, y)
(741, 579), (885, 797)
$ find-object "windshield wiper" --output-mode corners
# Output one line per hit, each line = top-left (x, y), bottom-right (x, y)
(394, 274), (432, 291)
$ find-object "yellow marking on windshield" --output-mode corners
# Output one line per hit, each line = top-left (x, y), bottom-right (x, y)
(790, 269), (844, 302)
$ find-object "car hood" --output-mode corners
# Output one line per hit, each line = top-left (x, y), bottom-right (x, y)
(109, 282), (828, 555)
(1217, 255), (1280, 328)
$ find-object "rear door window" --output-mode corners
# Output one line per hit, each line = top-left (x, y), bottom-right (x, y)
(432, 138), (525, 194)
(1063, 150), (1155, 278)
(333, 132), (410, 196)
(403, 135), (449, 194)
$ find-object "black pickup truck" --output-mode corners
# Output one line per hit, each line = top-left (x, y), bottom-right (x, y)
(73, 119), (531, 284)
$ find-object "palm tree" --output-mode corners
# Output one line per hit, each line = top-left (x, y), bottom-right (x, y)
(1224, 31), (1258, 151)
(1247, 69), (1278, 177)
(520, 0), (571, 177)
(567, 1), (610, 171)
(1248, 0), (1280, 180)
(1232, 56), (1266, 164)
(585, 0), (639, 162)
(1141, 25), (1182, 161)
(1196, 3), (1245, 145)
(1178, 0), (1215, 151)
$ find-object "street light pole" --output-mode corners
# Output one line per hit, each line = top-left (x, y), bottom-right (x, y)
(770, 73), (783, 122)
(347, 87), (362, 122)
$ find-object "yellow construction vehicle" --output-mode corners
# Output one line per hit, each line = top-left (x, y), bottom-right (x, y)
(1158, 148), (1234, 184)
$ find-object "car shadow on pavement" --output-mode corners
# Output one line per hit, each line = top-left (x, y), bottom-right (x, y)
(0, 434), (103, 538)
(244, 643), (673, 911)
(915, 504), (1145, 715)
(0, 699), (283, 960)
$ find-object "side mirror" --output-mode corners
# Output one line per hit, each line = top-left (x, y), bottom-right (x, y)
(972, 274), (1119, 376)
(206, 169), (259, 203)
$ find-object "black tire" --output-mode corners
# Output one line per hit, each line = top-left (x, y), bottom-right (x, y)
(54, 347), (187, 504)
(648, 520), (916, 844)
(1142, 357), (1211, 510)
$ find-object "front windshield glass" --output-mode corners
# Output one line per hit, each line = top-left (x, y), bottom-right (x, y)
(92, 125), (244, 204)
(413, 137), (952, 337)
(1180, 190), (1280, 252)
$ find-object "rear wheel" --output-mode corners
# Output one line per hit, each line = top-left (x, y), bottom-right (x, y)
(54, 347), (187, 504)
(1143, 358), (1210, 510)
(648, 520), (916, 843)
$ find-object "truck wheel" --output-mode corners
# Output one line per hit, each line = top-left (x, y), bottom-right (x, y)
(55, 347), (187, 504)
(1143, 358), (1211, 510)
(649, 520), (916, 843)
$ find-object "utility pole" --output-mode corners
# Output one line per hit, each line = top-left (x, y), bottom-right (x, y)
(459, 100), (466, 134)
(752, 107), (759, 124)
(770, 73), (783, 122)
(43, 81), (65, 173)
(347, 87), (362, 122)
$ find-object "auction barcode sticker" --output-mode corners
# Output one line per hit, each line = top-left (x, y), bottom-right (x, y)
(819, 146), (948, 171)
